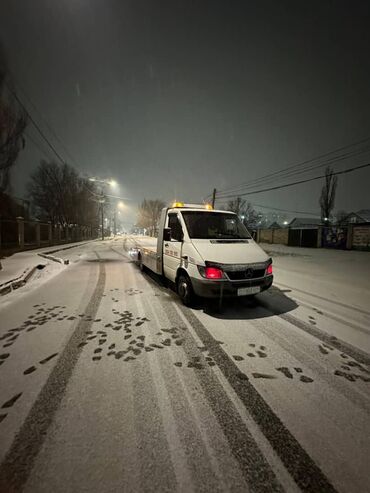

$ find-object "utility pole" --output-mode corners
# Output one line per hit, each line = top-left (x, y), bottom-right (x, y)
(100, 199), (104, 241)
(211, 188), (217, 208)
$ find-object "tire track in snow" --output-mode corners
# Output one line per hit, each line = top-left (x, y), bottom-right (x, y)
(138, 268), (337, 493)
(274, 282), (370, 317)
(0, 252), (106, 492)
(176, 303), (337, 493)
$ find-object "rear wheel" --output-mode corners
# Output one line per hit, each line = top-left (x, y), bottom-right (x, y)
(177, 274), (194, 307)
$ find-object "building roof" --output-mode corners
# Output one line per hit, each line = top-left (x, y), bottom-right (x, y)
(341, 209), (370, 223)
(268, 221), (281, 229)
(355, 209), (370, 222)
(289, 217), (322, 228)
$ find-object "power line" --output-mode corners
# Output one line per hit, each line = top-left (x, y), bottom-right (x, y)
(205, 136), (370, 200)
(5, 80), (68, 166)
(210, 137), (370, 198)
(10, 76), (83, 169)
(217, 162), (370, 199)
(215, 145), (370, 198)
(24, 130), (56, 162)
(6, 80), (105, 202)
(26, 130), (104, 203)
(215, 200), (321, 216)
(250, 203), (320, 216)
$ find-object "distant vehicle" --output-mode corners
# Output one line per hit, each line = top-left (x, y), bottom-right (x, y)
(131, 203), (273, 305)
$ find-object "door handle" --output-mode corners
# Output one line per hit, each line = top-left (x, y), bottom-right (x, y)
(164, 243), (169, 247)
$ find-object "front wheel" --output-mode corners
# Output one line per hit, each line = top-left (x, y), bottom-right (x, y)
(138, 255), (145, 272)
(177, 274), (194, 307)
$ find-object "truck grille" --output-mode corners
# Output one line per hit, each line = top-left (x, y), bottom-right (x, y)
(225, 268), (265, 281)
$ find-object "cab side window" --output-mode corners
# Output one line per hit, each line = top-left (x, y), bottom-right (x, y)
(168, 214), (183, 241)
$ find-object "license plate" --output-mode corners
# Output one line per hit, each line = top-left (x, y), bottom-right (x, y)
(237, 286), (261, 296)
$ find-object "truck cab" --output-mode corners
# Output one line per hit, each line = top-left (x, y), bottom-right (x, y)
(150, 203), (273, 305)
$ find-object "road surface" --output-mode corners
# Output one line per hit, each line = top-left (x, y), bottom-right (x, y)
(0, 238), (369, 493)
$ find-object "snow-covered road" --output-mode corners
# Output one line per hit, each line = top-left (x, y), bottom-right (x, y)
(0, 238), (369, 492)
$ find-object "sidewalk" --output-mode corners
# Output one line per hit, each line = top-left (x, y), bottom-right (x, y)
(0, 240), (94, 290)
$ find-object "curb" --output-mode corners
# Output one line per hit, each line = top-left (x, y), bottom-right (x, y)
(0, 239), (98, 297)
(38, 253), (69, 265)
(42, 241), (91, 256)
(0, 265), (42, 296)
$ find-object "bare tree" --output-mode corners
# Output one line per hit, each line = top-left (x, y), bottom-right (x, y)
(137, 199), (166, 236)
(27, 160), (99, 227)
(226, 197), (257, 228)
(226, 197), (246, 216)
(319, 166), (338, 224)
(242, 202), (258, 228)
(0, 45), (27, 193)
(336, 210), (349, 225)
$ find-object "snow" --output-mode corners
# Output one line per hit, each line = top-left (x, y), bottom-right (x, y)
(0, 240), (97, 310)
(0, 240), (95, 287)
(0, 239), (369, 492)
(259, 242), (370, 351)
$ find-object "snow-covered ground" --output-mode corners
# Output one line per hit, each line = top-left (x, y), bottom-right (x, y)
(0, 240), (96, 285)
(259, 242), (370, 352)
(0, 240), (101, 310)
(0, 238), (369, 493)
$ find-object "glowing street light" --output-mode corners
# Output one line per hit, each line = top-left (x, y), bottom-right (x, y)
(87, 176), (119, 240)
(88, 177), (117, 188)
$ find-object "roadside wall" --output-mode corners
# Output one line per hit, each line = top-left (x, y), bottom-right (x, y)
(257, 228), (288, 245)
(272, 228), (289, 245)
(0, 218), (99, 256)
(351, 224), (370, 251)
(256, 224), (370, 251)
(258, 229), (273, 243)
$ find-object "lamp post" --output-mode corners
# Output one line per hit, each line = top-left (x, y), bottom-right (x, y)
(113, 201), (125, 236)
(88, 177), (118, 240)
(86, 177), (131, 239)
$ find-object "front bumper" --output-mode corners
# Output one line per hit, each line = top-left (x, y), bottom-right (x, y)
(191, 275), (273, 298)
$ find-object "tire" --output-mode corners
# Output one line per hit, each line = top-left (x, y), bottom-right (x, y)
(177, 274), (194, 307)
(138, 255), (145, 272)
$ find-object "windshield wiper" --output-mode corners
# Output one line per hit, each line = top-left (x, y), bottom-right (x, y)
(214, 232), (242, 239)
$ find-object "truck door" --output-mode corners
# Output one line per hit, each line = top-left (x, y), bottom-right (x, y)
(163, 213), (183, 282)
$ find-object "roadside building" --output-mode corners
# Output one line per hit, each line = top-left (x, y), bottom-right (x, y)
(340, 209), (370, 224)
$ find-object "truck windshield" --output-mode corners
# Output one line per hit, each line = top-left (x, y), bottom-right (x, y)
(181, 211), (252, 239)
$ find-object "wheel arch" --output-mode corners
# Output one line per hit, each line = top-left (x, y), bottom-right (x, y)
(175, 267), (189, 285)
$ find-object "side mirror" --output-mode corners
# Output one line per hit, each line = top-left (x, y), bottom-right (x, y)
(163, 228), (171, 241)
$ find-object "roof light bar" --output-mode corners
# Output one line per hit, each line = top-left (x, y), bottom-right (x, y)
(171, 202), (213, 209)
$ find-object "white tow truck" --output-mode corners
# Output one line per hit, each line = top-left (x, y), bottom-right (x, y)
(130, 203), (273, 305)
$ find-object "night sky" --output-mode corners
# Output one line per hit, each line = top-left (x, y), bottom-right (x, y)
(1, 0), (370, 224)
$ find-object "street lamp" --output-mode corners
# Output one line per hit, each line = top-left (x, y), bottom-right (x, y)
(87, 176), (118, 240)
(112, 201), (125, 235)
